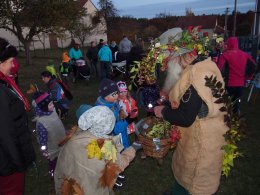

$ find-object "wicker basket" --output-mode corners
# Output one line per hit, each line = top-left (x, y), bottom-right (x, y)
(136, 117), (176, 159)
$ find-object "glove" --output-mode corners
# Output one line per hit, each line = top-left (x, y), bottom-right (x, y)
(131, 142), (142, 151)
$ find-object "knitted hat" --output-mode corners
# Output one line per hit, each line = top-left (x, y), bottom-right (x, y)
(34, 92), (52, 112)
(76, 104), (93, 120)
(99, 79), (119, 98)
(117, 81), (127, 92)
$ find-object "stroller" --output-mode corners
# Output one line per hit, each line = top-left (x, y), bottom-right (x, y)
(73, 59), (90, 82)
(111, 51), (127, 77)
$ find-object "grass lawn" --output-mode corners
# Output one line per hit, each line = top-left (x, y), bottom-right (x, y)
(17, 49), (260, 195)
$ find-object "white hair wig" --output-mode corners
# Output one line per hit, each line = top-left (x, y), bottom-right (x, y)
(162, 56), (183, 94)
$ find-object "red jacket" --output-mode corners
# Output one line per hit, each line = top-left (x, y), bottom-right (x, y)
(217, 37), (256, 87)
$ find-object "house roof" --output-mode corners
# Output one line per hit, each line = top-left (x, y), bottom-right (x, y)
(175, 15), (219, 29)
(79, 0), (88, 7)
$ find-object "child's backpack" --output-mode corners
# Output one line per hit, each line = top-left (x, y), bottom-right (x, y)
(50, 80), (73, 101)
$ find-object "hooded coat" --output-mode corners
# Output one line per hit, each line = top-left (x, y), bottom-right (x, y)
(95, 97), (129, 148)
(168, 58), (229, 195)
(217, 37), (256, 87)
(54, 106), (135, 195)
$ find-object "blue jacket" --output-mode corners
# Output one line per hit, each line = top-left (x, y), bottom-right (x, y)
(98, 45), (112, 63)
(69, 47), (83, 61)
(95, 96), (129, 148)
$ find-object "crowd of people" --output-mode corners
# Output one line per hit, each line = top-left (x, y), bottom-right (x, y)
(0, 27), (258, 195)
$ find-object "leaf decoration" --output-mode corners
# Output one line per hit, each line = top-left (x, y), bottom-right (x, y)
(204, 75), (246, 177)
(129, 26), (209, 89)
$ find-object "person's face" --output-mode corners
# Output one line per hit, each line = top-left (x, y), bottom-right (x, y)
(119, 91), (127, 99)
(48, 101), (55, 111)
(104, 91), (118, 103)
(0, 57), (14, 76)
(42, 76), (51, 84)
(91, 42), (96, 47)
(74, 44), (80, 50)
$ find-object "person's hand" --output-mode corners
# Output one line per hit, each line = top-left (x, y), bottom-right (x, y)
(154, 105), (165, 118)
(42, 150), (50, 159)
(119, 109), (127, 120)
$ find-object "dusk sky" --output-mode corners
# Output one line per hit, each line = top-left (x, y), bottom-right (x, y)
(91, 0), (256, 18)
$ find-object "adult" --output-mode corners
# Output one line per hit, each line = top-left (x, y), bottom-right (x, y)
(154, 36), (229, 194)
(0, 37), (35, 194)
(87, 41), (99, 77)
(119, 35), (132, 60)
(97, 39), (104, 51)
(41, 71), (70, 117)
(127, 38), (146, 75)
(69, 42), (83, 82)
(98, 42), (112, 79)
(54, 106), (138, 195)
(9, 57), (20, 84)
(109, 40), (119, 61)
(217, 37), (256, 114)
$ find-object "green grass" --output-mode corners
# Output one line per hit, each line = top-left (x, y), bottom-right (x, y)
(17, 50), (260, 195)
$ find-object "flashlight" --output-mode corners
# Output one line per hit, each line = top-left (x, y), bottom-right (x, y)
(148, 103), (153, 108)
(41, 145), (47, 151)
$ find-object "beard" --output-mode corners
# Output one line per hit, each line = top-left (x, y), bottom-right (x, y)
(162, 56), (183, 95)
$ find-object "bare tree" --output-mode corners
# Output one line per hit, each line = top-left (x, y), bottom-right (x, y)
(185, 8), (195, 17)
(69, 17), (98, 47)
(97, 0), (118, 26)
(0, 0), (86, 65)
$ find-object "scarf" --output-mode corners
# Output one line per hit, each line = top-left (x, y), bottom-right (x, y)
(0, 71), (30, 111)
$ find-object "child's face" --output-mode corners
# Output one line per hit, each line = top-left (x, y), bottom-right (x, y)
(119, 91), (127, 99)
(42, 76), (51, 84)
(48, 101), (55, 111)
(104, 91), (118, 103)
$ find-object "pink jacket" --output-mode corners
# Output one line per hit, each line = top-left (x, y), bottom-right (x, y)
(217, 37), (256, 87)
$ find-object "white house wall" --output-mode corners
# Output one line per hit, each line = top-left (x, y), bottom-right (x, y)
(0, 0), (107, 50)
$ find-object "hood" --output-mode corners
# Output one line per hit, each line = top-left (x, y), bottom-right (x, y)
(78, 106), (115, 138)
(226, 37), (238, 50)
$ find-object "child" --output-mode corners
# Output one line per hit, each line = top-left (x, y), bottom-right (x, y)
(95, 78), (129, 149)
(41, 71), (70, 118)
(33, 92), (66, 178)
(117, 81), (138, 134)
(46, 60), (59, 79)
(60, 52), (71, 84)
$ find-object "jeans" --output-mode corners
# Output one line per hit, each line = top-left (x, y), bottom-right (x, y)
(100, 61), (111, 80)
(90, 60), (98, 77)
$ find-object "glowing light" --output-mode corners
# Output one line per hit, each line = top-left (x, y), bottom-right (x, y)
(148, 103), (153, 108)
(41, 145), (47, 150)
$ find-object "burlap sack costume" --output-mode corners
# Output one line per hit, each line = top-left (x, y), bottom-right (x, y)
(54, 106), (135, 195)
(168, 58), (229, 195)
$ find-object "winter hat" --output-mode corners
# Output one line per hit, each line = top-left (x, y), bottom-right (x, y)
(76, 104), (93, 120)
(34, 92), (52, 112)
(78, 106), (116, 138)
(62, 52), (70, 63)
(117, 81), (128, 92)
(99, 79), (119, 98)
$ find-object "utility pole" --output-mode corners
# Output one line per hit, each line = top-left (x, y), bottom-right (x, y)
(252, 0), (260, 61)
(233, 0), (237, 36)
(224, 8), (229, 39)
